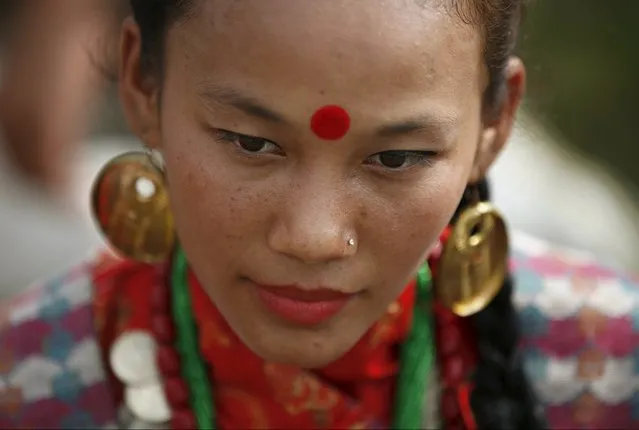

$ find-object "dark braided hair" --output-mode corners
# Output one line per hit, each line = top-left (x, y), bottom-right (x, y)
(126, 1), (544, 429)
(454, 182), (546, 430)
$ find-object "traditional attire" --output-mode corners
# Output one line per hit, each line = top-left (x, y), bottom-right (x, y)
(1, 230), (638, 429)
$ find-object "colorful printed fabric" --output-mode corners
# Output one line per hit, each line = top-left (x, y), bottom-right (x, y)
(511, 232), (639, 429)
(0, 231), (638, 429)
(0, 263), (117, 428)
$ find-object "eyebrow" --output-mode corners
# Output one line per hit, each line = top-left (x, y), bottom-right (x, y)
(375, 114), (457, 139)
(198, 84), (287, 124)
(198, 83), (456, 138)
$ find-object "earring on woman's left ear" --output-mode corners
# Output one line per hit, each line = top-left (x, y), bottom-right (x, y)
(90, 148), (175, 263)
(435, 184), (509, 317)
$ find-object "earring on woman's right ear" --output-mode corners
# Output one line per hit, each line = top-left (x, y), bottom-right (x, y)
(90, 149), (175, 263)
(435, 183), (509, 317)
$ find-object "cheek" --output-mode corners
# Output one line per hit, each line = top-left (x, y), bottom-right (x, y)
(367, 165), (468, 283)
(166, 151), (269, 239)
(158, 116), (275, 271)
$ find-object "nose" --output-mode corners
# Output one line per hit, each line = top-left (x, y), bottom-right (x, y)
(267, 181), (357, 264)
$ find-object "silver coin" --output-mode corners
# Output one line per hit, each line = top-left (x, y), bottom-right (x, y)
(125, 380), (172, 423)
(110, 331), (159, 386)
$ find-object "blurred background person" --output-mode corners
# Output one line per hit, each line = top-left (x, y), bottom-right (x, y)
(0, 0), (122, 188)
(0, 0), (126, 295)
(0, 0), (638, 296)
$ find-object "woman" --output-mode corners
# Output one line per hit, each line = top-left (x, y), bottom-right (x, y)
(1, 0), (637, 429)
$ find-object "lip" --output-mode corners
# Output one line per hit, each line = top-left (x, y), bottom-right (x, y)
(253, 283), (355, 326)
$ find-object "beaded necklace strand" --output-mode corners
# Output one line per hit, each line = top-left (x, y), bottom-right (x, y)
(170, 246), (435, 429)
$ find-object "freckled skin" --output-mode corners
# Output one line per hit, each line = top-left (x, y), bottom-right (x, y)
(121, 0), (515, 368)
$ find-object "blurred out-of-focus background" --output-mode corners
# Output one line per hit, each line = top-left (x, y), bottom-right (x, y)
(0, 1), (638, 297)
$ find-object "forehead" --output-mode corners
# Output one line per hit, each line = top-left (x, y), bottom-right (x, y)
(167, 0), (485, 118)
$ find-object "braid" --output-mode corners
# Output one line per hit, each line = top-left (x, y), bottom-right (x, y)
(452, 180), (546, 429)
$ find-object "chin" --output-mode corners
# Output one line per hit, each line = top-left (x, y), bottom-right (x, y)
(237, 323), (359, 369)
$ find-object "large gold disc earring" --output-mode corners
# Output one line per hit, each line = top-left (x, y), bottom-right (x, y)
(435, 187), (509, 317)
(90, 151), (175, 263)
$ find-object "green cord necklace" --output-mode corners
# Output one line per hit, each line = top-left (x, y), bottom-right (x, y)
(170, 246), (435, 429)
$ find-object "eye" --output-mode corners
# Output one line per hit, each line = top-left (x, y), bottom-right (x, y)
(366, 150), (435, 171)
(216, 130), (282, 155)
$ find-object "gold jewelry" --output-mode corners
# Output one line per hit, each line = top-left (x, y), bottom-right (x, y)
(435, 186), (508, 317)
(90, 151), (175, 263)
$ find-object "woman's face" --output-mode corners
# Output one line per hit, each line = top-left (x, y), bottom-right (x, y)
(120, 0), (523, 367)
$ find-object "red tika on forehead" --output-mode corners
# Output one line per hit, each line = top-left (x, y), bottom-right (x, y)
(310, 105), (351, 140)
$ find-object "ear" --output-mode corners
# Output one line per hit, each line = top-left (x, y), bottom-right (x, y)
(119, 17), (162, 149)
(469, 56), (526, 183)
